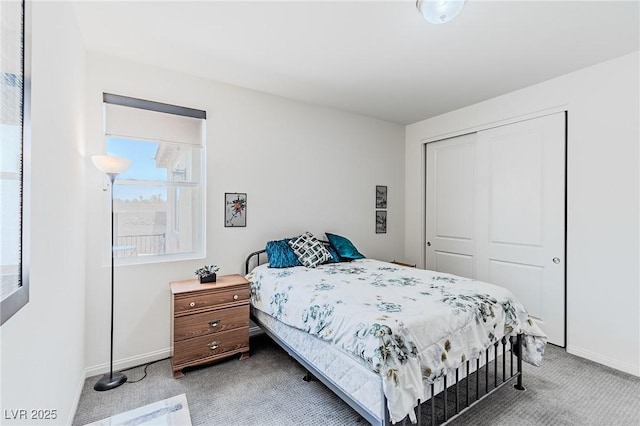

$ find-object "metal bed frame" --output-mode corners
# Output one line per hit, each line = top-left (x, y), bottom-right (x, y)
(245, 248), (526, 425)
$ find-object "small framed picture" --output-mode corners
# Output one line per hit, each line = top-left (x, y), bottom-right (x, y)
(376, 210), (387, 234)
(376, 185), (387, 208)
(225, 193), (247, 227)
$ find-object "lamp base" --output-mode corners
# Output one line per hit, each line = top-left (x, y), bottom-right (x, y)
(94, 371), (127, 391)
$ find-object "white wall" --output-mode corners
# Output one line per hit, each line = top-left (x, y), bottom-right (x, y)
(405, 52), (640, 376)
(84, 53), (405, 373)
(0, 2), (87, 424)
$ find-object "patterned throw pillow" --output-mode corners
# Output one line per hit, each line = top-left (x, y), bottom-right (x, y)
(288, 232), (333, 268)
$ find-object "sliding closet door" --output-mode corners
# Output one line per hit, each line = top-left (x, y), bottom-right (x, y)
(425, 133), (477, 279)
(475, 113), (565, 346)
(425, 113), (566, 346)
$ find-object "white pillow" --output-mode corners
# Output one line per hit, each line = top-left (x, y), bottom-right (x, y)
(288, 232), (332, 268)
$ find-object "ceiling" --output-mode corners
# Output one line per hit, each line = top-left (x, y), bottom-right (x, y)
(72, 1), (639, 125)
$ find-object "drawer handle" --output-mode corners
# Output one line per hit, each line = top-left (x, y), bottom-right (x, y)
(208, 341), (219, 350)
(233, 294), (239, 301)
(189, 302), (196, 307)
(209, 319), (220, 328)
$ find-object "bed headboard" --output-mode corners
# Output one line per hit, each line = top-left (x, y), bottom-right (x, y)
(244, 240), (331, 275)
(245, 249), (267, 275)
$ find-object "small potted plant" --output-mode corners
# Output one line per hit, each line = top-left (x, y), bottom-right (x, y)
(195, 264), (220, 283)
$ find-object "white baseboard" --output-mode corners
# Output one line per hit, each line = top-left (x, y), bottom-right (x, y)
(566, 345), (640, 377)
(85, 347), (172, 378)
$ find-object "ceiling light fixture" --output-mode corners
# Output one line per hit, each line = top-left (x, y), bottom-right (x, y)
(417, 0), (466, 24)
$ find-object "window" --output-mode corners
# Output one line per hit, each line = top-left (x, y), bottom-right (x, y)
(1, 0), (30, 325)
(102, 94), (206, 264)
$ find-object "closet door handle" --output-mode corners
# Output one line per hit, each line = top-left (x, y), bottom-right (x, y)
(553, 257), (561, 264)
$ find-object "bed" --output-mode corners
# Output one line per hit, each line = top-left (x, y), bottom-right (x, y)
(244, 234), (546, 425)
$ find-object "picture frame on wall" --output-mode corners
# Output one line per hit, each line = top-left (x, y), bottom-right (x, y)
(225, 192), (247, 227)
(376, 210), (387, 234)
(376, 185), (387, 208)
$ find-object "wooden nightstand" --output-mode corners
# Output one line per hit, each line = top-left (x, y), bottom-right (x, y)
(170, 274), (250, 378)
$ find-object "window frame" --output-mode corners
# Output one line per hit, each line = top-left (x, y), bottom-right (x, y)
(102, 94), (207, 266)
(1, 0), (31, 326)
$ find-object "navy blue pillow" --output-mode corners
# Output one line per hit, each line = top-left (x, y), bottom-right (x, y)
(266, 239), (301, 268)
(325, 233), (365, 260)
(325, 244), (341, 263)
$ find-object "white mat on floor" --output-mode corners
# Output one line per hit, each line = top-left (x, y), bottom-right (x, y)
(84, 394), (191, 426)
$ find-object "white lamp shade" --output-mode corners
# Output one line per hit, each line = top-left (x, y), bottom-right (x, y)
(417, 0), (466, 24)
(91, 155), (132, 175)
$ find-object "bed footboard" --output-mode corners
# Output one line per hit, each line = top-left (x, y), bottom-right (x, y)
(395, 334), (525, 426)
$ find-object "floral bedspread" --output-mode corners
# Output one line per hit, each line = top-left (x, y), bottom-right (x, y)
(247, 259), (546, 423)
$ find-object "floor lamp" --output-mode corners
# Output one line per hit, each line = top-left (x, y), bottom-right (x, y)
(91, 154), (132, 391)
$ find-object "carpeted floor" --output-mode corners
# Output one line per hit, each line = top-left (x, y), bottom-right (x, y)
(73, 334), (640, 426)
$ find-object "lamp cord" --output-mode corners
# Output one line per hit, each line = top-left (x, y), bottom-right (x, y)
(122, 358), (169, 384)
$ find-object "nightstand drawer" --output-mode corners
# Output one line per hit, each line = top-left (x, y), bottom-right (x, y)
(173, 327), (249, 366)
(174, 305), (249, 341)
(174, 287), (250, 315)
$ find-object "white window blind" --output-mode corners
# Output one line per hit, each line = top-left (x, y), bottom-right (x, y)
(104, 103), (203, 146)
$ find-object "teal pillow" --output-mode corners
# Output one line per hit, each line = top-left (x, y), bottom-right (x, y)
(325, 233), (365, 260)
(266, 239), (301, 268)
